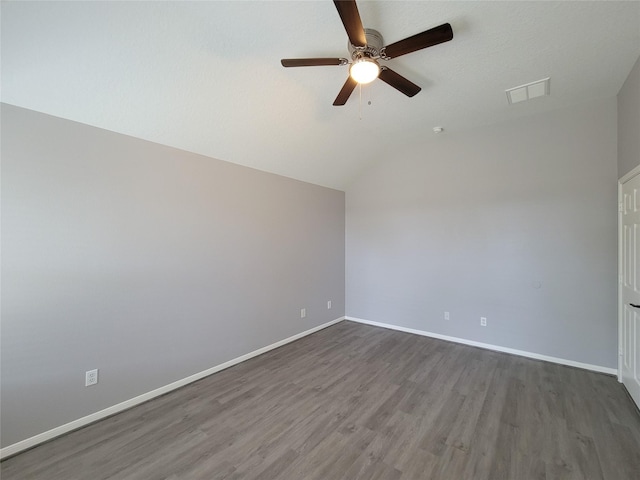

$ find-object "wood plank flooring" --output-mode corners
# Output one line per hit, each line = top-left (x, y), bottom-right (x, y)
(2, 321), (640, 479)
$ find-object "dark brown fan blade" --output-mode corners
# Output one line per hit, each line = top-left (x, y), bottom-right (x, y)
(378, 68), (421, 97)
(281, 58), (346, 67)
(383, 23), (453, 59)
(333, 76), (358, 105)
(333, 0), (366, 48)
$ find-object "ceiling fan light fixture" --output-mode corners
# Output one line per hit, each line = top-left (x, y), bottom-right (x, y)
(350, 57), (380, 84)
(281, 1), (454, 105)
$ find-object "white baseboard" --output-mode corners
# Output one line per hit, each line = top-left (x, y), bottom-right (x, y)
(4, 315), (616, 459)
(345, 316), (617, 376)
(0, 317), (345, 460)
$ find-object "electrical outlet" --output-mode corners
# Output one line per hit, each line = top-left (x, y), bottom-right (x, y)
(85, 369), (98, 387)
(301, 308), (306, 318)
(327, 300), (332, 309)
(480, 317), (487, 327)
(444, 311), (450, 320)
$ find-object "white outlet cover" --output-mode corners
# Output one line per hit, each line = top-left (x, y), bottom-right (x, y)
(301, 308), (306, 318)
(327, 300), (332, 309)
(85, 369), (98, 386)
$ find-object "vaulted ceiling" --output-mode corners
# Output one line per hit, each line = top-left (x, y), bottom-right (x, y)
(2, 1), (639, 190)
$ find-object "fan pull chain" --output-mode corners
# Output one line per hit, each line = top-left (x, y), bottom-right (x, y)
(359, 83), (362, 120)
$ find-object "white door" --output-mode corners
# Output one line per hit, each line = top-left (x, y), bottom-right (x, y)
(620, 170), (640, 408)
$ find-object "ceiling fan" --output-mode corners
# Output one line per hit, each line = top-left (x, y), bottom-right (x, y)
(281, 0), (454, 106)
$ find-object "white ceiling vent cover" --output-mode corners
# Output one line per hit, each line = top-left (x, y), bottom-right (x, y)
(506, 77), (550, 104)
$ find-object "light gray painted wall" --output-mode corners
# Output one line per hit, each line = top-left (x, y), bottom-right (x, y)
(346, 97), (618, 368)
(618, 55), (640, 179)
(1, 104), (345, 448)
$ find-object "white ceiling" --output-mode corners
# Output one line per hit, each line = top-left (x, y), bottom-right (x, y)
(2, 1), (639, 190)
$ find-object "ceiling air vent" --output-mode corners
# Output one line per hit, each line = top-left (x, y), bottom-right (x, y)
(506, 77), (550, 104)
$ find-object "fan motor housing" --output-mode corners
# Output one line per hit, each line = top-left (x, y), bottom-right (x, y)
(348, 28), (384, 60)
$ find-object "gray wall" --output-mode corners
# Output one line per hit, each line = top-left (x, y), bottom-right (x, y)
(346, 97), (618, 368)
(1, 103), (345, 448)
(618, 55), (640, 179)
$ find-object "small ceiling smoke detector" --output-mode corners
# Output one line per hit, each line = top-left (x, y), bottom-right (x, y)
(506, 77), (550, 105)
(433, 126), (444, 134)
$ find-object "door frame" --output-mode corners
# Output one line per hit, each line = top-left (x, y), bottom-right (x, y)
(618, 163), (640, 382)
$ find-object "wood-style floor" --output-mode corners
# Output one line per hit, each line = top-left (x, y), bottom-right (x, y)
(2, 321), (640, 479)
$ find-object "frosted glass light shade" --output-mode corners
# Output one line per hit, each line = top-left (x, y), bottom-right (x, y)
(350, 58), (380, 84)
